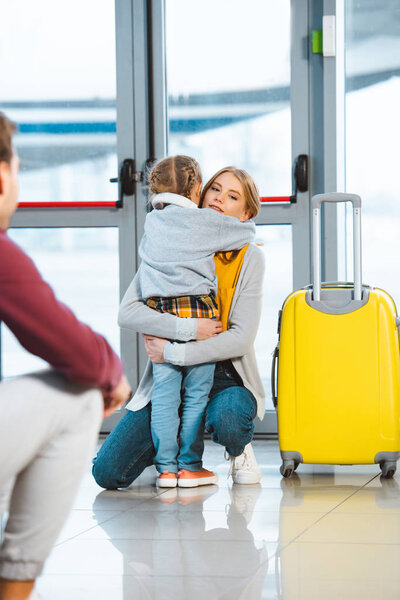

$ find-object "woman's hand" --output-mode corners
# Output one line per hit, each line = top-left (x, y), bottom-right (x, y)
(142, 334), (168, 363)
(196, 318), (223, 340)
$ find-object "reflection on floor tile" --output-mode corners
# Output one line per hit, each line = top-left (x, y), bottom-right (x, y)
(43, 537), (272, 578)
(33, 440), (400, 599)
(38, 573), (271, 600)
(275, 542), (400, 599)
(290, 478), (400, 545)
(37, 575), (125, 600)
(55, 509), (121, 545)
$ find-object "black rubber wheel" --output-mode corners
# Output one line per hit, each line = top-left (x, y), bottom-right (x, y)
(280, 460), (294, 478)
(380, 461), (396, 479)
(283, 468), (293, 478)
(383, 468), (395, 479)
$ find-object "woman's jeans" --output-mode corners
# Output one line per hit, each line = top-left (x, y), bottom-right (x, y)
(92, 382), (257, 490)
(151, 362), (215, 473)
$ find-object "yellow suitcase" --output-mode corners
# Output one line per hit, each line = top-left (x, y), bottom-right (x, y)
(272, 193), (400, 478)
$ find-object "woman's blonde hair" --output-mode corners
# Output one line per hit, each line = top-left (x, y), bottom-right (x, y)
(148, 155), (202, 200)
(200, 166), (260, 218)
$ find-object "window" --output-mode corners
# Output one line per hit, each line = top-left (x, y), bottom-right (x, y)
(2, 228), (119, 377)
(165, 0), (291, 195)
(1, 0), (117, 205)
(344, 1), (400, 304)
(255, 226), (292, 410)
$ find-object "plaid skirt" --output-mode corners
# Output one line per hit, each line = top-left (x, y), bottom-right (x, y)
(146, 293), (219, 319)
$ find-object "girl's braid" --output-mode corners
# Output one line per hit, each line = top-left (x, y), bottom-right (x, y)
(148, 155), (201, 199)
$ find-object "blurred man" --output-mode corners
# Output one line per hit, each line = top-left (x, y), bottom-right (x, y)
(0, 112), (131, 600)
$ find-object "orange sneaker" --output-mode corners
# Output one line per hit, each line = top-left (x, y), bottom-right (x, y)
(177, 468), (218, 488)
(156, 471), (178, 488)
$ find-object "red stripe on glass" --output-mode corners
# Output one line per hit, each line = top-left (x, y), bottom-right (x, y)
(17, 201), (118, 208)
(260, 196), (292, 203)
(18, 197), (293, 208)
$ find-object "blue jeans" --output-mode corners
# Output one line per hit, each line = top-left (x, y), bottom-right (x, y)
(92, 382), (257, 489)
(151, 362), (215, 473)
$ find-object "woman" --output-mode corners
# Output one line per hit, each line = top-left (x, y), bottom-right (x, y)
(92, 166), (266, 488)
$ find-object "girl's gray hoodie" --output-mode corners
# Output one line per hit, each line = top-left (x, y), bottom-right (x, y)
(138, 192), (256, 299)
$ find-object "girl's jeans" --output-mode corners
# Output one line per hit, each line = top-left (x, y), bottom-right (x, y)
(151, 362), (215, 473)
(92, 374), (257, 490)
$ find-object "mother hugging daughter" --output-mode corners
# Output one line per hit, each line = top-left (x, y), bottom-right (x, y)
(93, 155), (266, 489)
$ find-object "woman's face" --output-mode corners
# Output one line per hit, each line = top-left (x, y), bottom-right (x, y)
(202, 171), (252, 222)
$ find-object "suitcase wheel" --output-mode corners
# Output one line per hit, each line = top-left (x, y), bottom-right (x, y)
(380, 461), (397, 479)
(280, 460), (298, 478)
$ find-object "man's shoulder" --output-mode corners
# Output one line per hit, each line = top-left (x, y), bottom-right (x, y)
(0, 230), (23, 259)
(0, 231), (38, 281)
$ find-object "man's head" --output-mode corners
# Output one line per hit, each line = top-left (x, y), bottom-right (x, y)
(0, 112), (19, 230)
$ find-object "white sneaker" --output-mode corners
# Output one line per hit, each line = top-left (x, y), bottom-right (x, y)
(228, 483), (262, 524)
(227, 443), (262, 484)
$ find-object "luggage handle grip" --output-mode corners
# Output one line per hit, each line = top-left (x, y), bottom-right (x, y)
(304, 281), (362, 290)
(312, 192), (361, 209)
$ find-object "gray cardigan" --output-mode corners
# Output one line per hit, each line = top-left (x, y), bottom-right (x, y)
(138, 192), (256, 298)
(119, 243), (266, 420)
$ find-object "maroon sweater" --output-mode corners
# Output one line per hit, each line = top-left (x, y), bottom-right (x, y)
(0, 229), (123, 392)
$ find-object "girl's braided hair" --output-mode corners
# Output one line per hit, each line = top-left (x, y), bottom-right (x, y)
(148, 155), (202, 200)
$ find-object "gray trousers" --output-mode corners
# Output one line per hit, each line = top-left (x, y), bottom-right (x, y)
(0, 370), (103, 580)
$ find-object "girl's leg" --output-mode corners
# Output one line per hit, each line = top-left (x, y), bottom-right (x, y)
(178, 363), (215, 471)
(151, 363), (183, 473)
(205, 386), (257, 457)
(92, 405), (154, 489)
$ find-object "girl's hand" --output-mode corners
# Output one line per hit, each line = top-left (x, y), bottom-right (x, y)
(196, 318), (223, 340)
(142, 334), (168, 363)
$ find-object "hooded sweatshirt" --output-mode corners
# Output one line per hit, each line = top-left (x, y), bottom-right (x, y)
(138, 192), (256, 299)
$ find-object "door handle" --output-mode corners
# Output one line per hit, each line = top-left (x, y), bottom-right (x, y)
(109, 159), (143, 207)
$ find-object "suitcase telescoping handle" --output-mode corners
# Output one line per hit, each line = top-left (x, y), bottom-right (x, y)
(311, 192), (362, 302)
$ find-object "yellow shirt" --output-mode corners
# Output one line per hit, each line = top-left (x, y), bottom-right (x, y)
(214, 245), (249, 331)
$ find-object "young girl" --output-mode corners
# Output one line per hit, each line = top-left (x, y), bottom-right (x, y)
(138, 155), (255, 488)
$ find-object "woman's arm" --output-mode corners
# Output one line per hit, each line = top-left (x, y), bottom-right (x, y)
(118, 270), (196, 341)
(164, 246), (265, 366)
(118, 270), (222, 341)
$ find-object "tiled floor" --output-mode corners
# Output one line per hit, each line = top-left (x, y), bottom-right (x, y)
(34, 440), (400, 599)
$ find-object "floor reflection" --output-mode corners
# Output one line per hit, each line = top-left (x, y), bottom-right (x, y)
(275, 474), (400, 599)
(93, 484), (269, 599)
(34, 441), (400, 599)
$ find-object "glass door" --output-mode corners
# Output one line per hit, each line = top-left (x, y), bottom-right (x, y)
(1, 0), (120, 379)
(0, 0), (143, 432)
(1, 0), (314, 435)
(157, 0), (312, 432)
